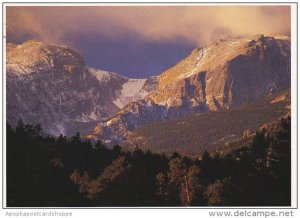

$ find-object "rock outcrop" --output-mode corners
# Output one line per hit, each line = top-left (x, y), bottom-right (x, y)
(6, 40), (154, 136)
(87, 35), (290, 144)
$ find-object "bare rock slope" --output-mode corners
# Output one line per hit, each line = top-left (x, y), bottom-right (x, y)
(6, 40), (155, 136)
(88, 35), (290, 144)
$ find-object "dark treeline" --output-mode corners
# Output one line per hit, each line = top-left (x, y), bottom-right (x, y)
(7, 116), (291, 207)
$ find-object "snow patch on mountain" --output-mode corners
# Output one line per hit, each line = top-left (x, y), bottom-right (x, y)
(122, 79), (147, 96)
(88, 67), (126, 83)
(87, 67), (153, 109)
(178, 37), (254, 80)
(113, 79), (147, 108)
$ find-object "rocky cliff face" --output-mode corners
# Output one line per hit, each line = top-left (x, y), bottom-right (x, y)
(150, 34), (290, 110)
(87, 35), (291, 144)
(6, 40), (154, 136)
(6, 35), (290, 141)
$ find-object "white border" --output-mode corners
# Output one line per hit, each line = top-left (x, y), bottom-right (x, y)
(2, 3), (6, 209)
(0, 1), (298, 215)
(291, 2), (298, 209)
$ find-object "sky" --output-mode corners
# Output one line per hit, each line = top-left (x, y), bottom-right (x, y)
(6, 6), (291, 78)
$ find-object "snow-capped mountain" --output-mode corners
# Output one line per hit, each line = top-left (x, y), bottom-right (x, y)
(6, 40), (155, 136)
(6, 35), (290, 142)
(87, 35), (291, 144)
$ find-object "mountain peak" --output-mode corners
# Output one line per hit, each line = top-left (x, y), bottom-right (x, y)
(149, 34), (290, 108)
(87, 35), (291, 144)
(6, 40), (159, 136)
(6, 40), (85, 74)
(158, 34), (289, 88)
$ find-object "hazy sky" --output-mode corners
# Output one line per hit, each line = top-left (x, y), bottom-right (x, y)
(6, 6), (291, 78)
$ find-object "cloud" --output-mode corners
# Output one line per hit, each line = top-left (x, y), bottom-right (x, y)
(6, 6), (291, 46)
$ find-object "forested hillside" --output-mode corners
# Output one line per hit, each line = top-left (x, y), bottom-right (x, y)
(7, 116), (291, 206)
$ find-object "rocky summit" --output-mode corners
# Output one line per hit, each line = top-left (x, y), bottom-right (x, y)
(6, 35), (290, 144)
(150, 34), (290, 109)
(6, 40), (155, 136)
(87, 35), (290, 144)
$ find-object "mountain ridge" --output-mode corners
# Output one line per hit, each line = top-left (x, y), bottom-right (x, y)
(6, 35), (291, 144)
(87, 34), (291, 144)
(123, 88), (291, 157)
(6, 40), (155, 136)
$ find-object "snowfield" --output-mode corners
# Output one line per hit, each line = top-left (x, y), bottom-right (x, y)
(113, 79), (147, 108)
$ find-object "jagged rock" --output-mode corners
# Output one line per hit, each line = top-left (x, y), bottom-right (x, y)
(6, 41), (155, 136)
(150, 34), (290, 109)
(6, 35), (290, 141)
(88, 35), (290, 144)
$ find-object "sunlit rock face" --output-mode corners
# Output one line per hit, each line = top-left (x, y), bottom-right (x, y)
(150, 34), (290, 110)
(6, 41), (155, 136)
(87, 35), (290, 144)
(6, 35), (290, 141)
